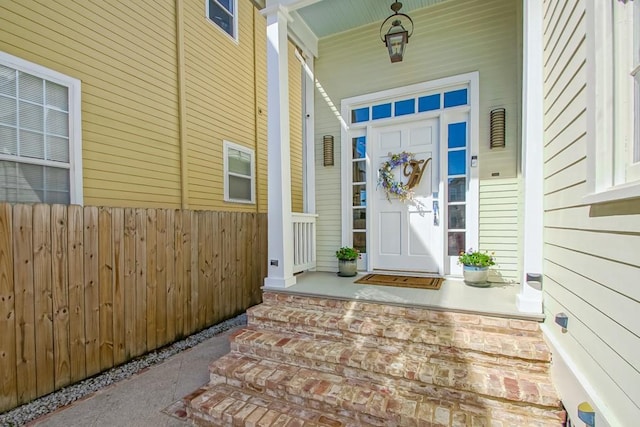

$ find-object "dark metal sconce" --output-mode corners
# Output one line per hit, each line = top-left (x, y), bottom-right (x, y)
(490, 108), (506, 149)
(323, 135), (334, 166)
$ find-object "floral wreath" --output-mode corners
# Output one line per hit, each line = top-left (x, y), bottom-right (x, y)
(377, 151), (416, 202)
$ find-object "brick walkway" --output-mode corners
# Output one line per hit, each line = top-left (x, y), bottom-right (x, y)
(186, 292), (566, 426)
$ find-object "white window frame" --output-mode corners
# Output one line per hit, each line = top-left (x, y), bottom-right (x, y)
(0, 50), (83, 205)
(223, 140), (255, 204)
(584, 0), (640, 203)
(205, 0), (239, 42)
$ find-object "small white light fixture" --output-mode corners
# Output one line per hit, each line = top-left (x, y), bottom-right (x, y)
(380, 2), (414, 63)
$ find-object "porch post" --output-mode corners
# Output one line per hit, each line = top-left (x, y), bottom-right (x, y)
(263, 5), (296, 288)
(303, 56), (316, 214)
(518, 0), (544, 313)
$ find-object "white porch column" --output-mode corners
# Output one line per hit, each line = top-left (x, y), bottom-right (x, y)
(302, 55), (316, 214)
(263, 6), (296, 288)
(518, 0), (544, 313)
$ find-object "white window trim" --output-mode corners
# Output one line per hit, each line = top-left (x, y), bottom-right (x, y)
(223, 140), (255, 204)
(205, 0), (239, 43)
(584, 0), (640, 204)
(0, 50), (83, 205)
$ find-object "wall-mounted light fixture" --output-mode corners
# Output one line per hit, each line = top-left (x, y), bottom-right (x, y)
(490, 107), (506, 149)
(380, 2), (414, 63)
(554, 312), (569, 330)
(323, 135), (334, 166)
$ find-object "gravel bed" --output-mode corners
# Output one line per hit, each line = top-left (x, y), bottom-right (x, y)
(0, 313), (247, 427)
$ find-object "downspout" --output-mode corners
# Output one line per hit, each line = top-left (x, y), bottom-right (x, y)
(253, 6), (261, 212)
(176, 0), (189, 209)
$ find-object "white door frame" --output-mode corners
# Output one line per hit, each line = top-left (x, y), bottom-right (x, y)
(340, 72), (480, 275)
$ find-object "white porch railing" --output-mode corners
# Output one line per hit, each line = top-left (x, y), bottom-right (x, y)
(292, 213), (318, 273)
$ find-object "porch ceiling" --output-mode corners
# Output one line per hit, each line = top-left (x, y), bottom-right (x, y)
(276, 0), (450, 39)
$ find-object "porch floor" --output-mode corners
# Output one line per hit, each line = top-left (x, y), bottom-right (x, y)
(271, 271), (543, 321)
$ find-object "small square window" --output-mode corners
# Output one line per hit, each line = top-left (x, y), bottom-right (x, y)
(207, 0), (237, 39)
(224, 141), (254, 203)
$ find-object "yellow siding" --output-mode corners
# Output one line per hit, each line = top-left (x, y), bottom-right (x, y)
(313, 0), (521, 270)
(542, 0), (640, 424)
(0, 0), (270, 212)
(183, 0), (267, 212)
(0, 0), (181, 208)
(289, 42), (304, 213)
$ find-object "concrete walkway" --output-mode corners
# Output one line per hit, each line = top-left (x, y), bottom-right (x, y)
(28, 326), (243, 427)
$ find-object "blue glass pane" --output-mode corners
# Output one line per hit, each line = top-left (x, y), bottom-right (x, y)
(444, 89), (468, 108)
(418, 94), (440, 112)
(448, 150), (466, 176)
(394, 99), (415, 116)
(208, 0), (233, 36)
(352, 136), (366, 159)
(448, 122), (466, 148)
(217, 0), (233, 12)
(352, 107), (369, 123)
(372, 103), (392, 120)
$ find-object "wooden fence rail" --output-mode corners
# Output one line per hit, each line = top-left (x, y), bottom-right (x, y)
(0, 203), (267, 412)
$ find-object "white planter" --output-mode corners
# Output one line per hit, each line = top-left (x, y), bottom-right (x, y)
(337, 259), (358, 277)
(463, 265), (490, 287)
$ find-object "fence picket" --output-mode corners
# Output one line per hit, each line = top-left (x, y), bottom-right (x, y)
(13, 204), (36, 404)
(166, 209), (176, 342)
(0, 204), (17, 412)
(134, 209), (147, 357)
(67, 205), (85, 382)
(112, 208), (126, 365)
(51, 204), (70, 390)
(123, 208), (136, 359)
(155, 209), (167, 346)
(84, 206), (100, 377)
(98, 207), (114, 371)
(33, 204), (54, 396)
(145, 209), (157, 350)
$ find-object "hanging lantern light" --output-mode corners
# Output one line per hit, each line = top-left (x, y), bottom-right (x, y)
(380, 1), (414, 63)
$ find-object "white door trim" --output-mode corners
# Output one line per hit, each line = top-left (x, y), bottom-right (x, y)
(340, 72), (480, 275)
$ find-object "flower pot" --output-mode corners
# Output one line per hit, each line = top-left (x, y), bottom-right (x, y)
(462, 265), (490, 287)
(337, 259), (358, 277)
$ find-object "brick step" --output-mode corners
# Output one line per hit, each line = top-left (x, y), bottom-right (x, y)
(208, 352), (566, 426)
(262, 291), (543, 337)
(230, 327), (559, 407)
(185, 383), (365, 426)
(247, 303), (551, 363)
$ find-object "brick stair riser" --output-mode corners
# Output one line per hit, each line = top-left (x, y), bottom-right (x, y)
(186, 383), (366, 427)
(262, 292), (542, 337)
(232, 326), (550, 375)
(228, 332), (559, 407)
(209, 353), (565, 426)
(247, 309), (550, 364)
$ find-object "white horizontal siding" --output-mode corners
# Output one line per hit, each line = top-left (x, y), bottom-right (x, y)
(542, 0), (640, 424)
(479, 178), (520, 282)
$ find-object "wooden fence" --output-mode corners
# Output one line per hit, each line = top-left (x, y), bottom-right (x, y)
(0, 203), (267, 413)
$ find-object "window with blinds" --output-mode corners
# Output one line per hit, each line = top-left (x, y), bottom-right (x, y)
(223, 140), (254, 203)
(0, 53), (80, 204)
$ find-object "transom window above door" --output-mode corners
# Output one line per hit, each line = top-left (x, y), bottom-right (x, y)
(350, 87), (468, 125)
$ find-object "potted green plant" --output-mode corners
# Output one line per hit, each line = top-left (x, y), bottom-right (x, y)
(335, 246), (360, 277)
(458, 249), (495, 287)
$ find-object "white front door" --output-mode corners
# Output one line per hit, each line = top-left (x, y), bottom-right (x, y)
(370, 119), (441, 273)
